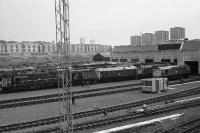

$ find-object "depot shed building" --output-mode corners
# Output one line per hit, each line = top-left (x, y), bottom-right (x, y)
(111, 40), (200, 75)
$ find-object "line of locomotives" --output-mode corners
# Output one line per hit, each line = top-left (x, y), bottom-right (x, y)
(0, 62), (190, 93)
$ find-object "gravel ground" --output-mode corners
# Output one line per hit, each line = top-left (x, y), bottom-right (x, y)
(7, 94), (200, 133)
(84, 106), (200, 133)
(0, 90), (155, 126)
(0, 81), (200, 129)
(0, 79), (141, 101)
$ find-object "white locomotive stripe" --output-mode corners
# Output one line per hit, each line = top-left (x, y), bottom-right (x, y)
(168, 87), (175, 90)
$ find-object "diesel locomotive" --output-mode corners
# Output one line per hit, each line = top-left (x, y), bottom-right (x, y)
(0, 63), (191, 93)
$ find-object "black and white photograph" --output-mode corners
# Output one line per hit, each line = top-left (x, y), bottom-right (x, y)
(0, 0), (200, 132)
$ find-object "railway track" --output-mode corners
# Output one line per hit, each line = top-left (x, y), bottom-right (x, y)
(161, 116), (200, 133)
(0, 78), (199, 109)
(1, 87), (200, 132)
(0, 83), (140, 109)
(31, 94), (200, 133)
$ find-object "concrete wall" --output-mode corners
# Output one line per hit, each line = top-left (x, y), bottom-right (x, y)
(111, 50), (179, 63)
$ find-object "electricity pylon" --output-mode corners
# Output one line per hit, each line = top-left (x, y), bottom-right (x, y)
(55, 0), (72, 132)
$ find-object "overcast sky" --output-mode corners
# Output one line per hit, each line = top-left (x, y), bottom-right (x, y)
(0, 0), (200, 46)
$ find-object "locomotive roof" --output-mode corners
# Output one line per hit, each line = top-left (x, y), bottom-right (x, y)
(137, 64), (154, 68)
(158, 64), (189, 70)
(0, 66), (35, 71)
(79, 62), (118, 66)
(157, 65), (179, 70)
(96, 66), (137, 71)
(71, 68), (91, 72)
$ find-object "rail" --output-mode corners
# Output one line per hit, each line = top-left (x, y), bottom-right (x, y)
(32, 96), (200, 133)
(0, 83), (140, 109)
(0, 87), (200, 132)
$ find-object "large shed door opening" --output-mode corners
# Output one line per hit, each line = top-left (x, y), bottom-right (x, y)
(112, 59), (119, 62)
(145, 59), (154, 63)
(185, 61), (198, 75)
(120, 59), (127, 62)
(161, 59), (171, 63)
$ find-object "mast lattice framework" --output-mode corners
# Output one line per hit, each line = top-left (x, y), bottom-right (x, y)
(55, 0), (72, 132)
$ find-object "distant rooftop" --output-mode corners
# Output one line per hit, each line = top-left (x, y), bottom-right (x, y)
(113, 40), (200, 53)
(113, 45), (157, 53)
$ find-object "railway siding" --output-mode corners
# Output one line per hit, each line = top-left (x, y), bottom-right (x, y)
(5, 95), (200, 133)
(1, 86), (200, 132)
(0, 84), (140, 109)
(0, 83), (140, 104)
(1, 79), (199, 109)
(0, 80), (141, 101)
(161, 116), (200, 133)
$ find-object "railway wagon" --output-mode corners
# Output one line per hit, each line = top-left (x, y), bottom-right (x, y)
(0, 66), (35, 77)
(36, 63), (55, 72)
(71, 68), (98, 85)
(153, 64), (190, 80)
(137, 65), (154, 79)
(0, 68), (99, 92)
(95, 66), (138, 82)
(0, 71), (58, 93)
(136, 63), (172, 79)
(73, 62), (119, 69)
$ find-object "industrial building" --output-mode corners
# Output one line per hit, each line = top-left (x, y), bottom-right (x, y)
(111, 40), (200, 75)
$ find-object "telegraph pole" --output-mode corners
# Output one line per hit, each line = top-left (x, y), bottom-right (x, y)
(55, 0), (72, 132)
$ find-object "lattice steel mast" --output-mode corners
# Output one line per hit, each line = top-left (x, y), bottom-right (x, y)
(55, 0), (72, 132)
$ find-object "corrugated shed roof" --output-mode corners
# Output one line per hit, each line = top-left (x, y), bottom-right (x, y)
(113, 45), (157, 53)
(181, 40), (200, 51)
